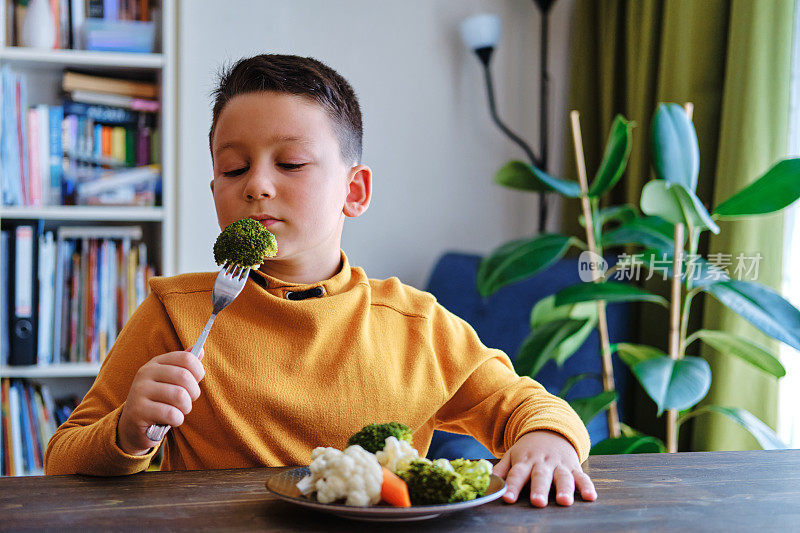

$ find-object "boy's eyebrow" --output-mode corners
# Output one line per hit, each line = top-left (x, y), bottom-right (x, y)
(214, 135), (316, 153)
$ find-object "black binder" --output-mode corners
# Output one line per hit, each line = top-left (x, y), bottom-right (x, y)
(8, 221), (40, 366)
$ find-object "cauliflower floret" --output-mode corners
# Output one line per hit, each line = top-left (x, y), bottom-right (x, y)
(296, 445), (383, 506)
(375, 436), (420, 473)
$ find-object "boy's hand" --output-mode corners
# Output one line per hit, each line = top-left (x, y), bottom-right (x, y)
(492, 429), (597, 507)
(116, 349), (205, 456)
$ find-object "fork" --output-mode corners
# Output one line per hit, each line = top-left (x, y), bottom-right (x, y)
(145, 262), (251, 442)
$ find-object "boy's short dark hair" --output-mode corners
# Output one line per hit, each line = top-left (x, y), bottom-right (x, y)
(209, 54), (362, 166)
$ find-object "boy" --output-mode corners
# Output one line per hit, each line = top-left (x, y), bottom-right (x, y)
(45, 54), (597, 508)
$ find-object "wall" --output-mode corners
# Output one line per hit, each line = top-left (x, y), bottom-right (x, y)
(176, 0), (574, 288)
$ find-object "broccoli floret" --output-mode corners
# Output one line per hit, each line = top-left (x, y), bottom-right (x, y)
(450, 458), (493, 496)
(346, 422), (413, 454)
(213, 218), (277, 268)
(396, 459), (477, 505)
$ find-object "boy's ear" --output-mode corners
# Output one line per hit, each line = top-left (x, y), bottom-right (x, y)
(343, 165), (372, 218)
(209, 178), (215, 195)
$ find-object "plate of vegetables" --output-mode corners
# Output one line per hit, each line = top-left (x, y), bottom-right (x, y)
(265, 423), (507, 522)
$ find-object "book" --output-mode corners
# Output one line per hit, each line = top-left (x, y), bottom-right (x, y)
(8, 382), (22, 475)
(22, 384), (42, 473)
(1, 231), (9, 367)
(13, 381), (33, 474)
(1, 379), (12, 475)
(69, 90), (160, 112)
(37, 232), (56, 366)
(64, 99), (140, 126)
(27, 108), (42, 207)
(70, 0), (85, 49)
(48, 105), (64, 205)
(1, 67), (23, 206)
(62, 71), (158, 99)
(15, 73), (29, 205)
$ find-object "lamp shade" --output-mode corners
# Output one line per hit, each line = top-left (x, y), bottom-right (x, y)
(459, 13), (502, 51)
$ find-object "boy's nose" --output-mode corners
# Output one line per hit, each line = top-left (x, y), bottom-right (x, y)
(243, 172), (276, 200)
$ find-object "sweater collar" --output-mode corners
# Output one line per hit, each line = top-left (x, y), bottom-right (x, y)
(248, 250), (357, 299)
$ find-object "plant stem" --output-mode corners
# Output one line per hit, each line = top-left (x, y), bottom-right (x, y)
(679, 287), (702, 356)
(666, 222), (685, 453)
(666, 102), (695, 453)
(570, 110), (620, 439)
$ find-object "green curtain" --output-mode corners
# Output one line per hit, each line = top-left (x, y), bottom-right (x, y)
(563, 0), (794, 450)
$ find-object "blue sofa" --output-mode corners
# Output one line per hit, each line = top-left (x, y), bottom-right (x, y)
(424, 252), (631, 460)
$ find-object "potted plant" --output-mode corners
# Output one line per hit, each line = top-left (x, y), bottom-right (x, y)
(479, 102), (800, 453)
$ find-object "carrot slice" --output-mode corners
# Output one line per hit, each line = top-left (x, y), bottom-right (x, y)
(381, 466), (411, 507)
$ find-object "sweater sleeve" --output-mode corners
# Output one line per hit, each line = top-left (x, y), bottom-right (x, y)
(430, 303), (591, 463)
(44, 291), (183, 475)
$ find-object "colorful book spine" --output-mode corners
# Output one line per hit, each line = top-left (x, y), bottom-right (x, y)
(48, 105), (64, 205)
(27, 108), (42, 207)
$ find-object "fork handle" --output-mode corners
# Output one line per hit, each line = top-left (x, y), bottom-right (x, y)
(145, 313), (217, 442)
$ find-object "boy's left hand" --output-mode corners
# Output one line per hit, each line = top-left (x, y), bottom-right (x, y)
(492, 429), (597, 508)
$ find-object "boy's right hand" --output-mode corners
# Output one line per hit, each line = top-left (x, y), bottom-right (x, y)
(116, 349), (205, 456)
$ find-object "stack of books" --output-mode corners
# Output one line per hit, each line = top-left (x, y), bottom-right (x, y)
(0, 378), (78, 476)
(0, 224), (155, 368)
(0, 67), (161, 207)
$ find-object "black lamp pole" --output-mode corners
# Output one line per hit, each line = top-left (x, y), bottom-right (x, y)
(476, 0), (556, 234)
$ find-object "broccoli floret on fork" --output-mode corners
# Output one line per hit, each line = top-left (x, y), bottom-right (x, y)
(213, 218), (278, 268)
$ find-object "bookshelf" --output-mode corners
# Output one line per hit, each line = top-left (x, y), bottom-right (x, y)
(0, 1), (175, 475)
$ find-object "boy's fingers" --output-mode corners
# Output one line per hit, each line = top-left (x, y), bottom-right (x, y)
(492, 454), (511, 479)
(146, 383), (194, 415)
(502, 462), (532, 504)
(160, 351), (205, 382)
(553, 465), (575, 506)
(152, 365), (202, 401)
(528, 463), (555, 508)
(573, 469), (598, 501)
(142, 398), (185, 429)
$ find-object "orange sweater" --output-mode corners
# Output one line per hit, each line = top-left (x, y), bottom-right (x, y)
(45, 252), (590, 476)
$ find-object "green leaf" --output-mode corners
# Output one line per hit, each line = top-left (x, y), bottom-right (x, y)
(530, 295), (597, 326)
(494, 160), (552, 193)
(602, 218), (675, 252)
(558, 372), (602, 398)
(554, 281), (668, 307)
(704, 280), (800, 352)
(681, 406), (786, 450)
(528, 295), (598, 366)
(590, 435), (666, 455)
(693, 329), (785, 378)
(613, 343), (666, 368)
(579, 204), (638, 229)
(569, 391), (618, 425)
(713, 158), (800, 219)
(529, 165), (582, 197)
(494, 160), (582, 197)
(514, 318), (590, 378)
(651, 103), (700, 191)
(641, 180), (720, 234)
(477, 234), (575, 297)
(588, 115), (635, 197)
(633, 356), (711, 416)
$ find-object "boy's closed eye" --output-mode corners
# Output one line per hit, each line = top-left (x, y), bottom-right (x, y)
(222, 163), (306, 177)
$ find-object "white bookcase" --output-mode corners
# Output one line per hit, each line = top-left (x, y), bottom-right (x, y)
(0, 2), (175, 410)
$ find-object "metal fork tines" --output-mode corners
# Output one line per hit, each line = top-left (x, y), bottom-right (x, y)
(145, 262), (250, 442)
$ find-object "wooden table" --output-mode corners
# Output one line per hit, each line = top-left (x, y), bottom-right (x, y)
(2, 450), (799, 531)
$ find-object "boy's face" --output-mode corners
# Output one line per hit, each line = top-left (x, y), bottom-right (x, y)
(210, 92), (370, 270)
